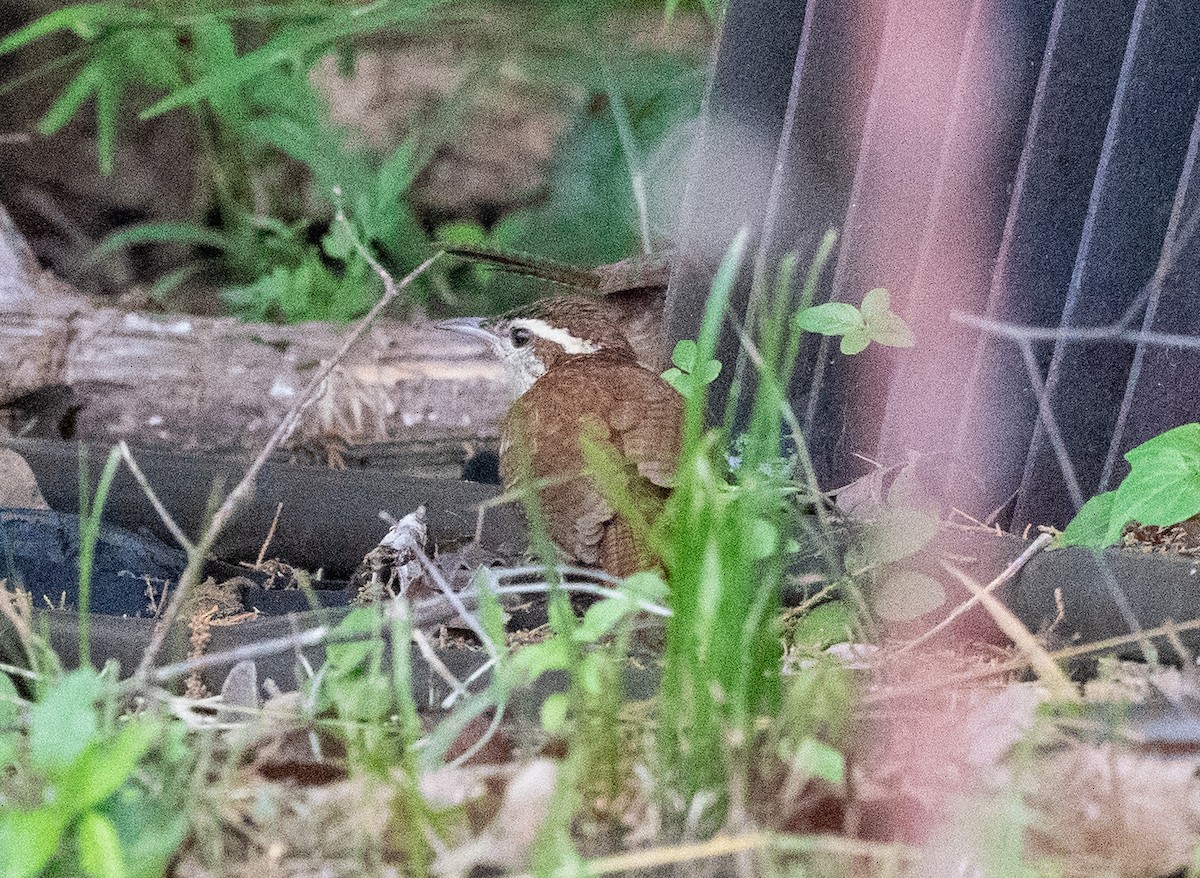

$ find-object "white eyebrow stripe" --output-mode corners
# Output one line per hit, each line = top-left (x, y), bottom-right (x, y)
(517, 318), (597, 354)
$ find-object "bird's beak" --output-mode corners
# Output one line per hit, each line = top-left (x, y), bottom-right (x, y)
(436, 317), (500, 350)
(436, 316), (486, 337)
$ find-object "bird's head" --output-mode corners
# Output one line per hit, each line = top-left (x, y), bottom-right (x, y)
(437, 296), (637, 395)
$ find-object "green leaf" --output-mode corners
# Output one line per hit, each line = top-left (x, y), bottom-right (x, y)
(78, 811), (126, 878)
(0, 4), (128, 56)
(322, 608), (384, 676)
(140, 12), (390, 120)
(540, 693), (569, 734)
(93, 222), (230, 259)
(434, 221), (488, 248)
(622, 570), (669, 603)
(29, 668), (102, 772)
(671, 339), (699, 372)
(873, 570), (947, 622)
(867, 311), (916, 348)
(58, 720), (158, 813)
(791, 600), (853, 651)
(862, 507), (939, 564)
(38, 59), (102, 137)
(859, 287), (890, 321)
(839, 330), (870, 356)
(574, 595), (633, 643)
(1112, 431), (1200, 531)
(375, 138), (418, 204)
(0, 808), (70, 878)
(1058, 491), (1120, 548)
(333, 673), (391, 723)
(795, 302), (863, 336)
(786, 737), (845, 785)
(506, 639), (571, 686)
(747, 517), (779, 560)
(474, 572), (508, 652)
(147, 264), (202, 302)
(117, 29), (183, 91)
(697, 359), (722, 383)
(321, 220), (357, 260)
(1126, 421), (1200, 464)
(661, 367), (690, 397)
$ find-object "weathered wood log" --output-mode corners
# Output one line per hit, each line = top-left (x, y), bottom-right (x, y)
(0, 206), (509, 459)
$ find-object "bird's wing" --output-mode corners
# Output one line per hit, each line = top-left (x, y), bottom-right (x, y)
(501, 388), (614, 566)
(603, 364), (684, 489)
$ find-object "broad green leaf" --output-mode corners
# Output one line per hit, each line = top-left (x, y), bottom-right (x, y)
(99, 776), (190, 878)
(839, 330), (870, 355)
(1112, 442), (1200, 530)
(574, 595), (633, 643)
(862, 507), (939, 564)
(321, 221), (357, 260)
(434, 221), (487, 248)
(506, 638), (571, 685)
(867, 311), (915, 348)
(859, 288), (891, 321)
(747, 517), (779, 559)
(540, 693), (569, 734)
(622, 570), (669, 603)
(1058, 491), (1120, 548)
(0, 807), (69, 878)
(786, 737), (845, 785)
(323, 608), (384, 675)
(334, 673), (391, 723)
(29, 668), (102, 772)
(661, 366), (690, 397)
(791, 600), (852, 651)
(795, 302), (863, 337)
(78, 811), (126, 878)
(1125, 421), (1200, 464)
(671, 339), (699, 371)
(697, 359), (722, 383)
(873, 570), (946, 622)
(57, 721), (158, 813)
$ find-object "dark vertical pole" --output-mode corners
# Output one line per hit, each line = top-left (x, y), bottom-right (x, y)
(1011, 0), (1200, 528)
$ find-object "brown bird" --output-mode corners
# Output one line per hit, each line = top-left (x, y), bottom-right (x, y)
(438, 297), (683, 578)
(438, 243), (671, 372)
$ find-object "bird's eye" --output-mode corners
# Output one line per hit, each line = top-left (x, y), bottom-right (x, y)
(510, 326), (533, 347)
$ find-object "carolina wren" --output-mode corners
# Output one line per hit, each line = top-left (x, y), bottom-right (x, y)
(439, 243), (670, 371)
(438, 297), (682, 578)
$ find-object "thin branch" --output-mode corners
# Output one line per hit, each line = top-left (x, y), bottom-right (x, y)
(953, 311), (1200, 350)
(117, 441), (194, 553)
(895, 532), (1052, 655)
(939, 559), (1079, 703)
